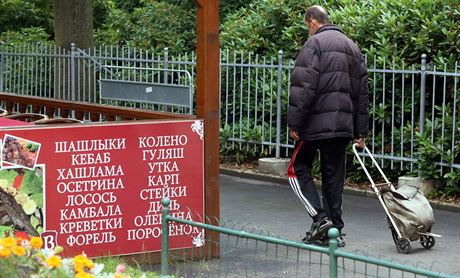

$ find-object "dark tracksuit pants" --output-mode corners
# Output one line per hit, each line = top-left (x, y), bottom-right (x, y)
(287, 137), (350, 232)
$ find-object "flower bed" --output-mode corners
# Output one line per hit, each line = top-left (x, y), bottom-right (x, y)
(0, 234), (130, 278)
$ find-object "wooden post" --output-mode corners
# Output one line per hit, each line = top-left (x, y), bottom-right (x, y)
(193, 0), (220, 256)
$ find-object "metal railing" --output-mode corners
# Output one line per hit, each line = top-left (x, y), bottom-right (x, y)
(1, 43), (460, 173)
(160, 198), (456, 278)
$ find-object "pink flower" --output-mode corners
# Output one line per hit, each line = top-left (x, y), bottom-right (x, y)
(116, 264), (126, 273)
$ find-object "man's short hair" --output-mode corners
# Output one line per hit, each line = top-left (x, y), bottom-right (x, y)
(304, 6), (329, 24)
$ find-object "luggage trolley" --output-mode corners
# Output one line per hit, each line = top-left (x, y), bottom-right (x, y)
(352, 144), (441, 253)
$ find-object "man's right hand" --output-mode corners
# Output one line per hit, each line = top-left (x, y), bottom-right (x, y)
(354, 137), (365, 149)
(289, 128), (299, 141)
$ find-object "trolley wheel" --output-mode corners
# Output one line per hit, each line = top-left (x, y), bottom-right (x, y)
(420, 235), (435, 249)
(387, 217), (411, 253)
(395, 238), (411, 254)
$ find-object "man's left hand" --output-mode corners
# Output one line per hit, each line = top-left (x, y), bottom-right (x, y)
(354, 137), (365, 149)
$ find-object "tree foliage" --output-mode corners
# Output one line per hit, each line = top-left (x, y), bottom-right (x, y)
(0, 0), (52, 37)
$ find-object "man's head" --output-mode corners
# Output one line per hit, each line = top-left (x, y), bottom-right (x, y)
(304, 5), (329, 35)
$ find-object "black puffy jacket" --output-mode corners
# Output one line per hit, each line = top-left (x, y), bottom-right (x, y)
(288, 25), (369, 141)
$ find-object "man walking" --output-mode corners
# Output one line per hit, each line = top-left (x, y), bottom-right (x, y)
(287, 5), (369, 246)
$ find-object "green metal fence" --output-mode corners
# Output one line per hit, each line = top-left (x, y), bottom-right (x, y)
(160, 198), (456, 278)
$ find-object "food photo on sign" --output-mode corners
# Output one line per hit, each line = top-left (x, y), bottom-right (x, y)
(0, 164), (45, 238)
(1, 134), (41, 170)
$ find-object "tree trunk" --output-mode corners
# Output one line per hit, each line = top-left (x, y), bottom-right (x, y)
(54, 0), (94, 50)
(53, 0), (94, 102)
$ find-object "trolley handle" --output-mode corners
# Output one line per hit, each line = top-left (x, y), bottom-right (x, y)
(352, 144), (402, 240)
(352, 143), (395, 192)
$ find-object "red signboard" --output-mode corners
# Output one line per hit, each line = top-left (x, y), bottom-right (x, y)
(0, 117), (33, 127)
(0, 120), (204, 257)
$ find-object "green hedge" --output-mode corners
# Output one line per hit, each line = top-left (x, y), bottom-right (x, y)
(220, 0), (460, 64)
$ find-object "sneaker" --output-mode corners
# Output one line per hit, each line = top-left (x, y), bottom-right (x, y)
(302, 232), (328, 246)
(304, 217), (333, 242)
(317, 232), (346, 247)
(301, 232), (311, 243)
(336, 235), (346, 248)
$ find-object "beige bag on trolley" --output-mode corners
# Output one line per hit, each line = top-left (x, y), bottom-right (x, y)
(381, 185), (434, 241)
(352, 144), (441, 253)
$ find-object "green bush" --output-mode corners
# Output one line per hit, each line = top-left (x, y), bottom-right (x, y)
(220, 0), (325, 57)
(220, 0), (460, 64)
(94, 4), (133, 46)
(128, 2), (196, 53)
(414, 103), (460, 194)
(329, 0), (460, 66)
(0, 27), (50, 45)
(0, 0), (52, 36)
(95, 1), (196, 53)
(220, 121), (262, 164)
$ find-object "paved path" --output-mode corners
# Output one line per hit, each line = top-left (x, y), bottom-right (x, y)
(220, 174), (460, 276)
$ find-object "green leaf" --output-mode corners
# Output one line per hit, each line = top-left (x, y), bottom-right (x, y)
(18, 170), (43, 196)
(30, 215), (40, 229)
(0, 170), (19, 187)
(22, 199), (37, 215)
(30, 192), (43, 209)
(0, 225), (14, 238)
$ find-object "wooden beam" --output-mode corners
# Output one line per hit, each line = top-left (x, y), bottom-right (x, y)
(195, 0), (220, 256)
(0, 92), (195, 120)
